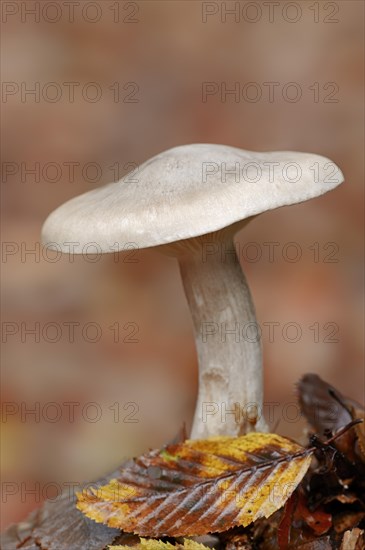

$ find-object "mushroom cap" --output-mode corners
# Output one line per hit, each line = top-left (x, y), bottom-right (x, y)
(42, 144), (344, 252)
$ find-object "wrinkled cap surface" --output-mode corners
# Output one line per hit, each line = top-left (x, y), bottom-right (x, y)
(42, 144), (344, 252)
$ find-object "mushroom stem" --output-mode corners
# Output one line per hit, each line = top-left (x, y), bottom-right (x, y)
(179, 238), (267, 439)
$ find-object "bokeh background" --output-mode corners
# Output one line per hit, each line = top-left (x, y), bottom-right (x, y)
(1, 0), (364, 529)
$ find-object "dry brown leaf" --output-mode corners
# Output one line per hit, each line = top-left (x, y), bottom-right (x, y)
(77, 433), (312, 537)
(351, 405), (365, 461)
(340, 528), (365, 550)
(295, 493), (332, 536)
(0, 483), (121, 549)
(298, 374), (365, 466)
(277, 493), (296, 549)
(334, 511), (365, 534)
(297, 374), (352, 433)
(296, 538), (332, 549)
(110, 538), (211, 549)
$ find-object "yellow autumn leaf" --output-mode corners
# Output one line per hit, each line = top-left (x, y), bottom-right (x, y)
(77, 433), (312, 537)
(110, 538), (210, 549)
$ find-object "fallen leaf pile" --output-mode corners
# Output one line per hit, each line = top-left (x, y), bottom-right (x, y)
(1, 374), (364, 549)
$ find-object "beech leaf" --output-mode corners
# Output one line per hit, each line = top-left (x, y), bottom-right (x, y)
(77, 433), (312, 537)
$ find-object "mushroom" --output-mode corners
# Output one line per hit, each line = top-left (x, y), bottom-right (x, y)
(42, 144), (344, 439)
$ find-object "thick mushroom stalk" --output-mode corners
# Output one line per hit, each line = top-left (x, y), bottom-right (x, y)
(165, 229), (268, 439)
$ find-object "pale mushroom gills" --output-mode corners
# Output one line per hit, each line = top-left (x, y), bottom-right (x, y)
(42, 144), (344, 438)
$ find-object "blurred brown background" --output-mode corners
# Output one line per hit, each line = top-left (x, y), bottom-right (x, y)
(1, 0), (364, 529)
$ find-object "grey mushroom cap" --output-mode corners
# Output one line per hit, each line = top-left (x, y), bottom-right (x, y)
(42, 144), (344, 252)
